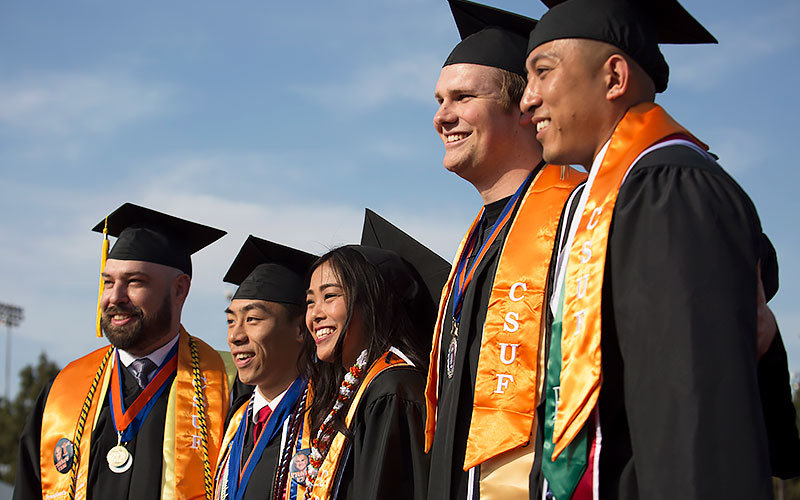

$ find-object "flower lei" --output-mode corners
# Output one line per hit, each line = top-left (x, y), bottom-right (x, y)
(304, 349), (369, 497)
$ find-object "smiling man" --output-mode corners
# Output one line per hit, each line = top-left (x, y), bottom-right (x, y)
(14, 203), (229, 500)
(425, 2), (585, 499)
(214, 235), (315, 500)
(520, 0), (797, 498)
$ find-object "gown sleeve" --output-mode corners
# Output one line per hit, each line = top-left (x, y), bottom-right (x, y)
(606, 148), (773, 499)
(338, 368), (430, 500)
(13, 379), (54, 500)
(758, 331), (800, 478)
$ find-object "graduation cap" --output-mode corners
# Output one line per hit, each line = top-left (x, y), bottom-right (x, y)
(527, 0), (717, 93)
(223, 235), (317, 305)
(92, 202), (225, 336)
(361, 209), (450, 303)
(444, 0), (538, 76)
(92, 203), (225, 276)
(357, 209), (451, 343)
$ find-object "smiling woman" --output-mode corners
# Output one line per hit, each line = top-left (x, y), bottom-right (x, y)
(301, 245), (433, 500)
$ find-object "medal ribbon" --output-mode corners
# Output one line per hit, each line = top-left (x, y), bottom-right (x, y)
(109, 343), (178, 442)
(227, 377), (308, 500)
(451, 170), (533, 323)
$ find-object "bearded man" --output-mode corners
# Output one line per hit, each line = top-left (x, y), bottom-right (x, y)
(14, 203), (230, 500)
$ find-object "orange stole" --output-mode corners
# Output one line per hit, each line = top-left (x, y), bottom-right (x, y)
(309, 353), (409, 500)
(424, 164), (587, 469)
(552, 103), (706, 459)
(40, 328), (229, 500)
(172, 329), (229, 499)
(41, 346), (112, 500)
(213, 402), (247, 500)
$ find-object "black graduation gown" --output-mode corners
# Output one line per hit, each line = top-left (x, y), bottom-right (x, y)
(756, 234), (800, 479)
(427, 185), (528, 500)
(14, 362), (172, 500)
(334, 366), (429, 500)
(529, 144), (791, 499)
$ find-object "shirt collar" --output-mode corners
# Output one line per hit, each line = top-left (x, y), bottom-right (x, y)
(252, 386), (288, 424)
(117, 333), (180, 369)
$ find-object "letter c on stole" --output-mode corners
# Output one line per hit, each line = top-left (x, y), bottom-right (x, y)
(509, 282), (527, 301)
(587, 207), (602, 230)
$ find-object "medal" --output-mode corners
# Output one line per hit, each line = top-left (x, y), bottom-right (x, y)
(446, 321), (459, 379)
(107, 445), (132, 473)
(106, 347), (177, 475)
(107, 434), (132, 473)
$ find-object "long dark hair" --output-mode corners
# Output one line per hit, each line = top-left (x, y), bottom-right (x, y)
(303, 246), (429, 437)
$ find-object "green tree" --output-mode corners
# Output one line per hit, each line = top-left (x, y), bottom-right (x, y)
(0, 353), (60, 485)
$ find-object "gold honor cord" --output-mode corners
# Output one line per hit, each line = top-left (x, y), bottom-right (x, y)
(96, 217), (109, 338)
(189, 335), (213, 499)
(68, 347), (114, 499)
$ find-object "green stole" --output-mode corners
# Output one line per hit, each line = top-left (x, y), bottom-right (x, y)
(542, 281), (589, 499)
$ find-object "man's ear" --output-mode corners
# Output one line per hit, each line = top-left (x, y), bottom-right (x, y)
(604, 53), (630, 101)
(174, 273), (191, 303)
(294, 317), (306, 344)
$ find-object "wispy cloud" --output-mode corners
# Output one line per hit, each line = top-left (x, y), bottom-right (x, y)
(0, 71), (174, 136)
(667, 2), (799, 90)
(0, 174), (465, 370)
(704, 127), (767, 176)
(291, 54), (441, 113)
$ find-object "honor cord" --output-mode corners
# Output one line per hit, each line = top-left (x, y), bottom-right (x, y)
(68, 347), (114, 500)
(189, 335), (214, 499)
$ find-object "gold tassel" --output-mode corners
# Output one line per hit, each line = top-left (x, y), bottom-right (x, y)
(95, 217), (109, 337)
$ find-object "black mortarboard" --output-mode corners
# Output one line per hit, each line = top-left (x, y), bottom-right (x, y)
(357, 209), (451, 343)
(444, 0), (538, 76)
(92, 202), (225, 277)
(361, 209), (450, 303)
(224, 235), (316, 305)
(528, 0), (717, 93)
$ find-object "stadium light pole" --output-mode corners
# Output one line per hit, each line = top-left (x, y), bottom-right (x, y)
(0, 303), (24, 401)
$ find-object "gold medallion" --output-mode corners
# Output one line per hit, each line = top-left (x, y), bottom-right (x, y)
(107, 444), (132, 473)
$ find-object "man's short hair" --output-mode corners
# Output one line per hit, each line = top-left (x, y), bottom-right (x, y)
(283, 302), (305, 322)
(496, 68), (527, 111)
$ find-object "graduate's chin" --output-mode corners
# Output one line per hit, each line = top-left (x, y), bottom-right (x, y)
(102, 321), (144, 351)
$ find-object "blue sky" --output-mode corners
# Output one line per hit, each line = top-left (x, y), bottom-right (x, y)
(1, 0), (798, 396)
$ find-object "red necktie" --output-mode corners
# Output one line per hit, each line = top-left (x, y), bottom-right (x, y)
(253, 405), (272, 443)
